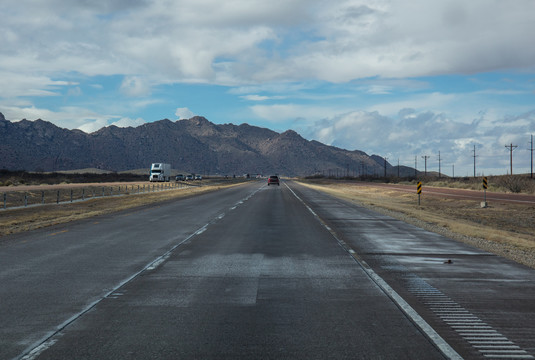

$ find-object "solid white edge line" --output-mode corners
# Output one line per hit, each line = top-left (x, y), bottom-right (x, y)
(284, 182), (463, 360)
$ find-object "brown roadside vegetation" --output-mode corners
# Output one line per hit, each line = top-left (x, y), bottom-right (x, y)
(0, 182), (243, 238)
(298, 179), (535, 269)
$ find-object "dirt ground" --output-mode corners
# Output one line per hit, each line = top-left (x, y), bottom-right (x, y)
(0, 182), (243, 239)
(298, 181), (535, 269)
(0, 181), (149, 192)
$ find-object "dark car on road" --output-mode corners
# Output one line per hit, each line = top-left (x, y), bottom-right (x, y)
(268, 175), (280, 186)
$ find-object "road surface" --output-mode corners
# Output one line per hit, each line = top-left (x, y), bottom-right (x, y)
(1, 180), (534, 359)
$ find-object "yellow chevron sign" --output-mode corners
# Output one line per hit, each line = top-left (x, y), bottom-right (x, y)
(417, 181), (422, 194)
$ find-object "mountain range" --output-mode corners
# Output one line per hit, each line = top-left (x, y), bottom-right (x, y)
(0, 112), (416, 177)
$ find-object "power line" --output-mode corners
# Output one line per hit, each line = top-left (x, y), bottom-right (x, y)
(505, 143), (518, 175)
(530, 134), (534, 179)
(437, 151), (441, 178)
(472, 145), (478, 178)
(421, 155), (430, 176)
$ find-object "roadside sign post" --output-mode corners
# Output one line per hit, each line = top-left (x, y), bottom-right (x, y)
(417, 181), (422, 205)
(481, 177), (488, 208)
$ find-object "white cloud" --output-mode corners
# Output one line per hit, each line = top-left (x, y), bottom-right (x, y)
(120, 76), (151, 97)
(77, 119), (111, 133)
(309, 111), (393, 151)
(1, 0), (534, 92)
(0, 71), (71, 98)
(250, 103), (337, 123)
(1, 104), (121, 133)
(366, 85), (392, 95)
(67, 86), (82, 96)
(304, 108), (535, 176)
(241, 95), (270, 101)
(367, 92), (460, 118)
(2, 104), (148, 133)
(175, 107), (195, 120)
(111, 117), (146, 128)
(1, 0), (534, 175)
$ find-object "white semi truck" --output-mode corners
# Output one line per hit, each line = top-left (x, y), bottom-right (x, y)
(149, 163), (171, 182)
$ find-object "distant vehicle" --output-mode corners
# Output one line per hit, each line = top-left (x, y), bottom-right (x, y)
(175, 174), (184, 181)
(195, 175), (202, 180)
(268, 175), (280, 186)
(185, 174), (194, 181)
(149, 163), (171, 182)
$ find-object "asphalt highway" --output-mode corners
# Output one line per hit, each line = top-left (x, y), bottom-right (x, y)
(1, 180), (534, 359)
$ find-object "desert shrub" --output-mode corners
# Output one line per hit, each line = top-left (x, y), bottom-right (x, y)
(495, 175), (533, 193)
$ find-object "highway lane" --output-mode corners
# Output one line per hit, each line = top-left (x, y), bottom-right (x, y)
(0, 182), (262, 360)
(290, 181), (535, 359)
(2, 180), (448, 360)
(2, 180), (534, 359)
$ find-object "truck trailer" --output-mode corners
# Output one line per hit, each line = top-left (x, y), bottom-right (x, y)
(149, 163), (171, 182)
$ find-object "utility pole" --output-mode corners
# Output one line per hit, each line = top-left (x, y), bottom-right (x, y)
(452, 164), (455, 179)
(421, 155), (430, 176)
(472, 145), (478, 178)
(397, 158), (400, 177)
(414, 156), (417, 177)
(530, 134), (533, 179)
(438, 151), (441, 178)
(505, 143), (518, 175)
(383, 157), (388, 177)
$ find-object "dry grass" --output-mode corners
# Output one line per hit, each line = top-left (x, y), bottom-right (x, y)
(402, 175), (535, 194)
(298, 181), (535, 268)
(0, 183), (242, 237)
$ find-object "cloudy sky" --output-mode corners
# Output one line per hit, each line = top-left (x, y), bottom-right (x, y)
(1, 0), (534, 176)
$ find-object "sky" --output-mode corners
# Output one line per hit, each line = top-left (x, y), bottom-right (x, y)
(1, 0), (535, 176)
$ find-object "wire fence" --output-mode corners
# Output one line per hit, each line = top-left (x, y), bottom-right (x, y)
(1, 182), (194, 210)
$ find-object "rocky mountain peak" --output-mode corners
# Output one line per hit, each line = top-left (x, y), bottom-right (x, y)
(188, 116), (211, 125)
(280, 129), (303, 140)
(0, 116), (402, 176)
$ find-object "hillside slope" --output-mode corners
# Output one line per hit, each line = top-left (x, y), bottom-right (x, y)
(0, 113), (406, 176)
